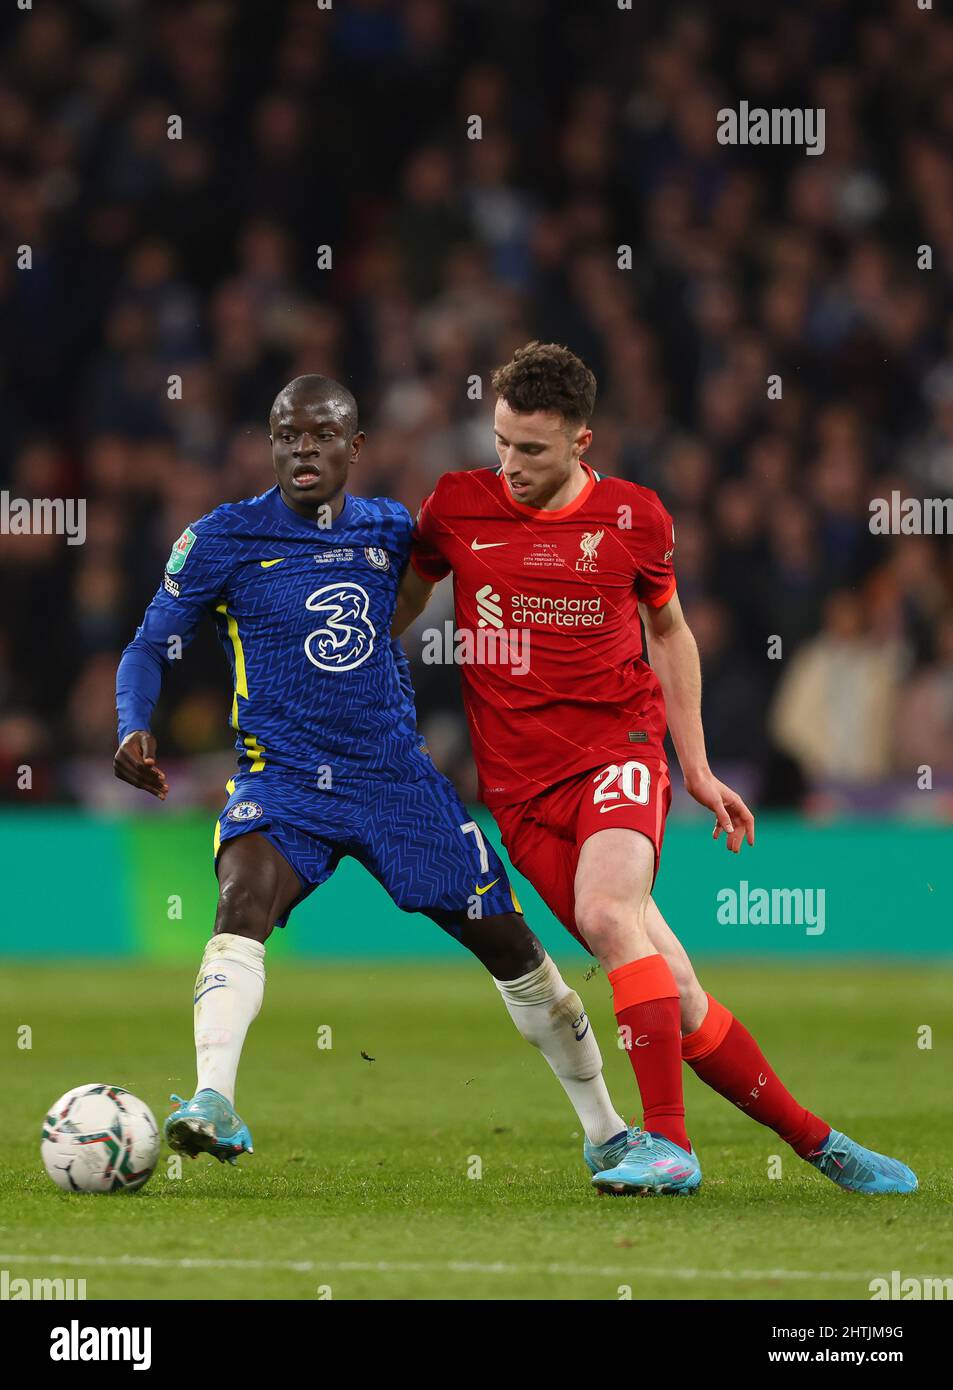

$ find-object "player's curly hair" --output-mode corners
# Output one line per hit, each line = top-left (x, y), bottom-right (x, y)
(491, 341), (597, 426)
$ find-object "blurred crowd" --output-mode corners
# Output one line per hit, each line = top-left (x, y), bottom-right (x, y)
(1, 0), (952, 815)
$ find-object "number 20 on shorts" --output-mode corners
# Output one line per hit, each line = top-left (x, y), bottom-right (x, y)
(591, 761), (651, 810)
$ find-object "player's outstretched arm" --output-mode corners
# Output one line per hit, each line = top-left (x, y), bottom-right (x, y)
(114, 607), (181, 800)
(640, 592), (755, 854)
(114, 512), (234, 799)
(392, 564), (435, 636)
(114, 730), (169, 800)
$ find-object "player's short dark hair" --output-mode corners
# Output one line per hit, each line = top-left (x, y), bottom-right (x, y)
(491, 341), (597, 427)
(269, 375), (359, 438)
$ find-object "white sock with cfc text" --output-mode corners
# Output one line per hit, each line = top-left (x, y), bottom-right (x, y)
(193, 933), (266, 1106)
(494, 955), (626, 1146)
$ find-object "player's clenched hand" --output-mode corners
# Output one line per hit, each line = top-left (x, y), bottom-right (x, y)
(684, 771), (755, 853)
(113, 730), (169, 800)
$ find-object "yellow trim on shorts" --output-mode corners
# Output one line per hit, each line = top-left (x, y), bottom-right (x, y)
(213, 778), (238, 859)
(243, 733), (266, 772)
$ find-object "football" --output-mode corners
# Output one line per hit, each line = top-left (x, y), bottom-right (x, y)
(41, 1084), (160, 1194)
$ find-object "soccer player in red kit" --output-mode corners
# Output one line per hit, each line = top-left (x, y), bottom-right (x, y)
(394, 341), (917, 1196)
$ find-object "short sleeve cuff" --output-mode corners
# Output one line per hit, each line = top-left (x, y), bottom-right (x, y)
(643, 576), (677, 608)
(410, 548), (450, 582)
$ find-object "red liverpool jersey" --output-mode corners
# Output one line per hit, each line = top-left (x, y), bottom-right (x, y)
(410, 462), (677, 808)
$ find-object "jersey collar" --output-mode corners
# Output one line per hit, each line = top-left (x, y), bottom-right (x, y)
(499, 461), (597, 520)
(272, 485), (352, 531)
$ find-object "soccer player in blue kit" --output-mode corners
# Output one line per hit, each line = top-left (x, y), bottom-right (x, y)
(114, 375), (631, 1171)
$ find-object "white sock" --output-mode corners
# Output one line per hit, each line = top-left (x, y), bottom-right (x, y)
(193, 933), (266, 1105)
(494, 955), (626, 1146)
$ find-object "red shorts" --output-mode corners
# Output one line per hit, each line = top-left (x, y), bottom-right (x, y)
(493, 752), (672, 951)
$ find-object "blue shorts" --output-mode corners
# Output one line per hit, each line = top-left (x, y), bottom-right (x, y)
(214, 768), (522, 927)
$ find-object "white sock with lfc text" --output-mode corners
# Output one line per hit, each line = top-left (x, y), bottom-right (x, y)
(494, 955), (625, 1146)
(193, 933), (265, 1106)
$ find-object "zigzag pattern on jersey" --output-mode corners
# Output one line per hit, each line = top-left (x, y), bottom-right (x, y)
(130, 487), (428, 784)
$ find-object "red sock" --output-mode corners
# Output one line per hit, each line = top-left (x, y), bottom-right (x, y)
(682, 994), (830, 1157)
(609, 954), (689, 1152)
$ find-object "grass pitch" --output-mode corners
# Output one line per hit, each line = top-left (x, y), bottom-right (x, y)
(2, 960), (951, 1301)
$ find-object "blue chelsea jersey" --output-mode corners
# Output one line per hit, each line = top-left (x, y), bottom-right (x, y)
(125, 486), (428, 785)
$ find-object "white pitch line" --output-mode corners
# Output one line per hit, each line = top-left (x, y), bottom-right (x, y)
(0, 1253), (878, 1283)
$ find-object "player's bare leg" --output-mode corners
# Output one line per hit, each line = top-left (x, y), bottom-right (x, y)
(641, 898), (708, 1031)
(428, 908), (627, 1156)
(165, 832), (300, 1164)
(573, 827), (701, 1195)
(171, 836), (627, 1170)
(641, 896), (917, 1194)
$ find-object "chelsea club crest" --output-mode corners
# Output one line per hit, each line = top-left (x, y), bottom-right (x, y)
(364, 547), (390, 571)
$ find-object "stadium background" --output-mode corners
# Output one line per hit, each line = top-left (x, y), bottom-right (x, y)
(1, 0), (951, 964)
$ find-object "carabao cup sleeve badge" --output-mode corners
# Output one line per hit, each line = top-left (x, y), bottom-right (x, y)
(166, 527), (197, 575)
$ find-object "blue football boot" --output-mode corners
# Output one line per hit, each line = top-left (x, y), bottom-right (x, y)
(584, 1127), (629, 1176)
(590, 1127), (702, 1195)
(805, 1129), (917, 1194)
(164, 1089), (254, 1166)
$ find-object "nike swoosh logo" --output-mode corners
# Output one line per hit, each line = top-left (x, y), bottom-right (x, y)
(260, 558), (285, 568)
(475, 879), (499, 895)
(193, 984), (227, 1003)
(471, 540), (506, 551)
